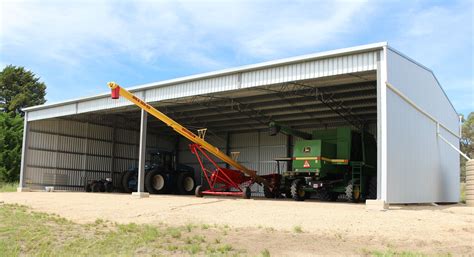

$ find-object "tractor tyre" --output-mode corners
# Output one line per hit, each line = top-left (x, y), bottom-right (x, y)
(345, 180), (361, 203)
(263, 186), (275, 198)
(176, 172), (196, 195)
(242, 186), (251, 199)
(367, 176), (377, 200)
(145, 170), (168, 194)
(195, 185), (204, 197)
(122, 170), (138, 193)
(290, 179), (306, 201)
(116, 171), (126, 193)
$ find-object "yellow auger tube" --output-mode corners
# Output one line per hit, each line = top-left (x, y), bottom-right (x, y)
(108, 82), (270, 188)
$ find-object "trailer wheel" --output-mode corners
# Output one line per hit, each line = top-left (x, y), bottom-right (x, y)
(291, 179), (306, 201)
(176, 172), (195, 195)
(242, 186), (251, 199)
(195, 185), (204, 197)
(367, 176), (377, 200)
(122, 170), (137, 193)
(145, 170), (168, 194)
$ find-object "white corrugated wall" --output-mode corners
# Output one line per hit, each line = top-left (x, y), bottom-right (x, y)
(385, 49), (460, 203)
(24, 118), (174, 190)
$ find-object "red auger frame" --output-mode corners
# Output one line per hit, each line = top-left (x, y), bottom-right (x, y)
(189, 143), (281, 199)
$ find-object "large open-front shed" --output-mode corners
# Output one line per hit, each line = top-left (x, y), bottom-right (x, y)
(18, 42), (460, 204)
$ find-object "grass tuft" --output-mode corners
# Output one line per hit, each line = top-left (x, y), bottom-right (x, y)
(0, 181), (17, 192)
(293, 225), (303, 233)
(261, 248), (271, 257)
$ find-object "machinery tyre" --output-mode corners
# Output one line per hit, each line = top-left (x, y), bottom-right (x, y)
(195, 185), (204, 197)
(105, 182), (114, 193)
(176, 172), (196, 195)
(91, 181), (105, 192)
(116, 171), (126, 192)
(290, 179), (306, 201)
(145, 170), (168, 194)
(284, 186), (292, 198)
(242, 186), (251, 199)
(367, 176), (377, 200)
(122, 170), (138, 193)
(345, 180), (361, 203)
(263, 186), (275, 198)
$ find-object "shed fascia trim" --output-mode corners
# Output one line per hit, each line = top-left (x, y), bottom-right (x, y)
(23, 42), (387, 113)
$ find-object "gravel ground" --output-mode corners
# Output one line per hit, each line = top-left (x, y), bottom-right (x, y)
(1, 192), (473, 256)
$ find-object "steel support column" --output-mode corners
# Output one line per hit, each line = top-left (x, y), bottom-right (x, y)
(17, 112), (31, 192)
(132, 109), (150, 198)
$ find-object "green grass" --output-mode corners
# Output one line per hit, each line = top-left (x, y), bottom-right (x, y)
(368, 249), (452, 257)
(0, 203), (240, 256)
(0, 181), (17, 192)
(293, 225), (303, 233)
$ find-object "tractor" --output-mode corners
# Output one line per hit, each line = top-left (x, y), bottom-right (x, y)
(119, 150), (196, 195)
(269, 122), (377, 202)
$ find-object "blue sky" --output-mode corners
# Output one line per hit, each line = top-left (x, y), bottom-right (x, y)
(1, 0), (472, 115)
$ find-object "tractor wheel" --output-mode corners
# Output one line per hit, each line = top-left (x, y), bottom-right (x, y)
(290, 179), (306, 201)
(122, 170), (138, 193)
(176, 172), (196, 195)
(242, 186), (251, 199)
(345, 180), (361, 203)
(367, 176), (377, 200)
(195, 185), (204, 197)
(116, 171), (126, 192)
(263, 186), (275, 198)
(145, 170), (168, 194)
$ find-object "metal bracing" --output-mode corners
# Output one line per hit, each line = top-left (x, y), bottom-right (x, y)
(258, 81), (375, 129)
(156, 81), (376, 115)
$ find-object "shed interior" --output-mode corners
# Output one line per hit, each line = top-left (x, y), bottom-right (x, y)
(25, 70), (378, 194)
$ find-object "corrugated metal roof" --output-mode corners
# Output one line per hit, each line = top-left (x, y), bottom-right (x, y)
(24, 42), (387, 121)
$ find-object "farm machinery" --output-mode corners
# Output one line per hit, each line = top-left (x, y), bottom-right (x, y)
(269, 122), (377, 202)
(119, 150), (196, 195)
(108, 82), (276, 199)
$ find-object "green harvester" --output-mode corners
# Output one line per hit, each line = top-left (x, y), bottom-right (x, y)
(269, 122), (377, 202)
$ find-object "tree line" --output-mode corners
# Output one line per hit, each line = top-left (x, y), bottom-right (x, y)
(0, 65), (46, 182)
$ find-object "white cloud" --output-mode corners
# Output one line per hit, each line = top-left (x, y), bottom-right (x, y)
(0, 0), (371, 69)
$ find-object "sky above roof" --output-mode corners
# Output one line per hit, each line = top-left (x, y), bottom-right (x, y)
(1, 0), (472, 115)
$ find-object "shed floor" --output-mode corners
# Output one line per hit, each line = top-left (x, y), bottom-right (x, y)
(1, 192), (472, 256)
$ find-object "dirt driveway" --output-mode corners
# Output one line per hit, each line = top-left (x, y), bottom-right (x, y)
(1, 192), (473, 256)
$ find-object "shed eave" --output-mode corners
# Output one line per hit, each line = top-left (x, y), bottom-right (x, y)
(22, 42), (387, 112)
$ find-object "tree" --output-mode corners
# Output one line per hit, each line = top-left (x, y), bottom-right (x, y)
(0, 65), (46, 115)
(460, 112), (473, 181)
(0, 113), (23, 182)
